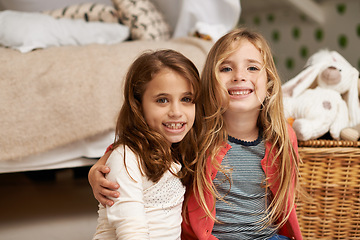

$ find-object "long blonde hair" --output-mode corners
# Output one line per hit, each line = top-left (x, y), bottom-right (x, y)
(185, 28), (299, 229)
(113, 49), (201, 184)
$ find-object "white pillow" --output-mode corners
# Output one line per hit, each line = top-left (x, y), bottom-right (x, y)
(0, 10), (130, 53)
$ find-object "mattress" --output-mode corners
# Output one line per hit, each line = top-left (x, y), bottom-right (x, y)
(0, 130), (114, 173)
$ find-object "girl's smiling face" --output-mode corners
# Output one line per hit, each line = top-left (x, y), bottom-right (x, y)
(142, 68), (195, 144)
(218, 39), (268, 115)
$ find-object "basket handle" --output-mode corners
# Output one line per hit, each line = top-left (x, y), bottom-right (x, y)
(298, 140), (360, 148)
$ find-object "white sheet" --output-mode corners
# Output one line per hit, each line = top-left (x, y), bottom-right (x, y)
(0, 0), (113, 11)
(0, 130), (114, 173)
(0, 10), (130, 53)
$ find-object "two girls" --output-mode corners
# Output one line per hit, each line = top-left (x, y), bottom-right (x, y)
(90, 28), (303, 240)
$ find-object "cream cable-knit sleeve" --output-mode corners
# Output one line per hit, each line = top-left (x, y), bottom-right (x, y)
(93, 145), (185, 240)
(106, 146), (149, 239)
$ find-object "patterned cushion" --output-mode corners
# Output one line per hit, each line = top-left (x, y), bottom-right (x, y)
(112, 0), (171, 40)
(42, 3), (119, 23)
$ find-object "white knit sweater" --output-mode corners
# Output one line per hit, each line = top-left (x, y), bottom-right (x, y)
(93, 145), (185, 240)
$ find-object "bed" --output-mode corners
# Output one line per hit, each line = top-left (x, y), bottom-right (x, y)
(0, 0), (229, 173)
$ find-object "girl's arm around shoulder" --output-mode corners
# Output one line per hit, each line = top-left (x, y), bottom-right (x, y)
(88, 150), (120, 206)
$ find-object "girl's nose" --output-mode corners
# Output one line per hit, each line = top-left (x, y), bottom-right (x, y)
(233, 69), (246, 82)
(169, 103), (182, 117)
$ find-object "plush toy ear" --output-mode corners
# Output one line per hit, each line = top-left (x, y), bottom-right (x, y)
(343, 67), (360, 127)
(282, 64), (323, 97)
(330, 51), (360, 127)
(282, 49), (333, 97)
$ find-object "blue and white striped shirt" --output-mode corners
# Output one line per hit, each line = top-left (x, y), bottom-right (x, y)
(212, 135), (277, 240)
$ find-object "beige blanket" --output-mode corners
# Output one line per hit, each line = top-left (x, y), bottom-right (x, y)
(0, 37), (212, 162)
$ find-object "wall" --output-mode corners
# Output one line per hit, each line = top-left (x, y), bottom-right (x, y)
(239, 0), (360, 82)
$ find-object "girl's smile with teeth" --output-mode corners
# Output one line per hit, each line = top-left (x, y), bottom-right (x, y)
(164, 122), (185, 129)
(228, 89), (252, 96)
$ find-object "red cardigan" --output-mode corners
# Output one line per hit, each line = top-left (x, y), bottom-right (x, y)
(181, 126), (303, 240)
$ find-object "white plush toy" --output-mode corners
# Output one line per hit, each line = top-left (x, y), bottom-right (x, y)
(282, 49), (360, 141)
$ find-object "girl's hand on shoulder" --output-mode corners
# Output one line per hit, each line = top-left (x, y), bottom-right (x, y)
(88, 151), (120, 207)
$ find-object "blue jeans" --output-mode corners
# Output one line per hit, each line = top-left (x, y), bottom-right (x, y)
(268, 234), (291, 240)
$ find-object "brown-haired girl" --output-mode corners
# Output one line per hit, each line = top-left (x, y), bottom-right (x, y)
(92, 49), (201, 240)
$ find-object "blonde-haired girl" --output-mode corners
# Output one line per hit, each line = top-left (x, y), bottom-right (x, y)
(182, 28), (302, 240)
(89, 28), (302, 240)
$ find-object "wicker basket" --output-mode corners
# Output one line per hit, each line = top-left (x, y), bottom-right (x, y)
(297, 140), (360, 240)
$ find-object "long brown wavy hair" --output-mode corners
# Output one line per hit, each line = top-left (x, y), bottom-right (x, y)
(184, 28), (299, 229)
(112, 49), (201, 184)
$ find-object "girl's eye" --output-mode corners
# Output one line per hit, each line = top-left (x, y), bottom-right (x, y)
(156, 98), (168, 103)
(248, 66), (259, 71)
(220, 66), (232, 72)
(182, 97), (193, 103)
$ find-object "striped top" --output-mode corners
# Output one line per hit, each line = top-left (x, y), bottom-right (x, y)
(212, 135), (277, 240)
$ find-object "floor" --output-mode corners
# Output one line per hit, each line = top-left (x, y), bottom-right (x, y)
(0, 167), (99, 240)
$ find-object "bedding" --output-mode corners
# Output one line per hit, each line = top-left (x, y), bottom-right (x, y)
(0, 10), (130, 53)
(0, 37), (212, 173)
(0, 0), (241, 40)
(0, 131), (114, 173)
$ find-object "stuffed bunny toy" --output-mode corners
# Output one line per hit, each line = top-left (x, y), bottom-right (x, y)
(282, 49), (360, 141)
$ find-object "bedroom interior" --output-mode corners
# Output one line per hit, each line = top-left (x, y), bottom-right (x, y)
(1, 0), (359, 239)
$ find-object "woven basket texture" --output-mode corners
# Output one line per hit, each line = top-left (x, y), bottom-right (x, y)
(297, 140), (360, 240)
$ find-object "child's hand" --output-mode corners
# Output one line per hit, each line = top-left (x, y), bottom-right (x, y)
(88, 151), (120, 207)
